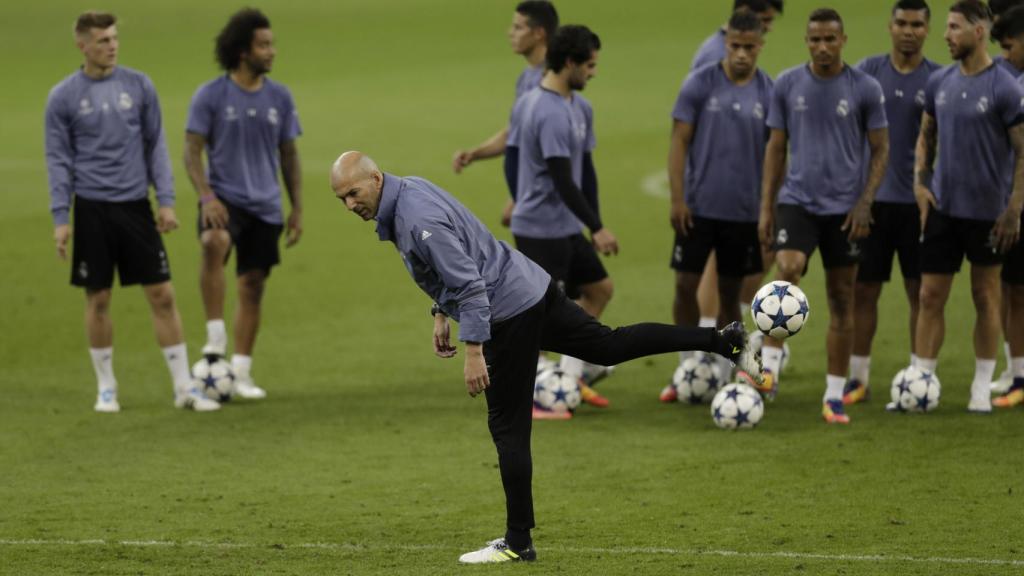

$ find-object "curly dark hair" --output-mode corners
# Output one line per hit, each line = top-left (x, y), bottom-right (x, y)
(215, 8), (271, 71)
(546, 25), (601, 73)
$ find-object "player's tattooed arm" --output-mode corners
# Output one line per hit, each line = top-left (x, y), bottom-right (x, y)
(758, 129), (787, 248)
(280, 139), (303, 247)
(844, 127), (889, 241)
(994, 123), (1024, 252)
(913, 112), (939, 231)
(668, 120), (695, 235)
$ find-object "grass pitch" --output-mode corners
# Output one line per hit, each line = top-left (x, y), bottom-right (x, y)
(1, 1), (1022, 574)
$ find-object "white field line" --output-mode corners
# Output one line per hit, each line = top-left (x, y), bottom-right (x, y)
(1, 538), (1022, 567)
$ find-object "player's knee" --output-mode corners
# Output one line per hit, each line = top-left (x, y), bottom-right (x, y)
(86, 289), (112, 315)
(675, 273), (700, 295)
(238, 273), (267, 302)
(201, 231), (231, 258)
(918, 285), (945, 311)
(775, 259), (804, 281)
(971, 283), (1000, 312)
(146, 283), (177, 313)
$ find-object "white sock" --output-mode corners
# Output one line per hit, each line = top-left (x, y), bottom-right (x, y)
(559, 355), (584, 380)
(1013, 357), (1024, 379)
(849, 355), (871, 387)
(1005, 342), (1013, 373)
(824, 374), (846, 402)
(762, 345), (783, 376)
(89, 347), (117, 396)
(972, 358), (997, 402)
(699, 316), (718, 329)
(163, 343), (192, 394)
(232, 354), (253, 381)
(205, 319), (227, 353)
(915, 357), (938, 373)
(910, 353), (918, 368)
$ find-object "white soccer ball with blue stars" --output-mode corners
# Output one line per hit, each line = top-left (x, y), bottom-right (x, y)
(534, 370), (581, 413)
(710, 383), (764, 430)
(671, 353), (723, 404)
(890, 366), (941, 413)
(751, 281), (809, 340)
(192, 355), (234, 402)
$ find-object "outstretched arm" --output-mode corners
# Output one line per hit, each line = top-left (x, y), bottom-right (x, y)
(452, 127), (509, 173)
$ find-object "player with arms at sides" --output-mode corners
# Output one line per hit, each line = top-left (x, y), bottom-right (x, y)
(45, 12), (218, 413)
(988, 6), (1024, 401)
(329, 151), (761, 564)
(184, 8), (303, 400)
(511, 25), (619, 415)
(451, 1), (558, 227)
(843, 0), (940, 405)
(759, 8), (890, 423)
(662, 11), (773, 402)
(914, 0), (1024, 413)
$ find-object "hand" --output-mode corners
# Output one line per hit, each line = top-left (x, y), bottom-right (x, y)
(433, 314), (457, 358)
(286, 210), (303, 247)
(758, 209), (775, 248)
(156, 206), (179, 233)
(841, 198), (873, 242)
(670, 198), (694, 235)
(992, 205), (1023, 254)
(500, 199), (515, 228)
(452, 150), (473, 174)
(201, 195), (229, 229)
(914, 184), (937, 234)
(464, 344), (490, 397)
(592, 228), (619, 256)
(54, 225), (71, 260)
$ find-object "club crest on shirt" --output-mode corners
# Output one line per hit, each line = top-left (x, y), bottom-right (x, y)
(753, 102), (764, 119)
(225, 105), (238, 121)
(836, 99), (850, 118)
(267, 107), (279, 125)
(976, 96), (989, 114)
(916, 90), (926, 106)
(936, 91), (947, 107)
(794, 96), (808, 112)
(118, 92), (133, 110)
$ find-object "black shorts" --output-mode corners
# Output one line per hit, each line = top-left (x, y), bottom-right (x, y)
(774, 203), (861, 270)
(670, 217), (762, 277)
(71, 197), (171, 289)
(857, 202), (921, 283)
(198, 197), (283, 276)
(920, 211), (1003, 274)
(514, 233), (608, 300)
(1002, 212), (1024, 285)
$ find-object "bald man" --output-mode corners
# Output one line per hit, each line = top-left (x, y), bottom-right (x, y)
(330, 151), (762, 564)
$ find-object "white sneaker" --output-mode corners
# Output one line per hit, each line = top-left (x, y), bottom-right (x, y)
(94, 389), (120, 413)
(174, 388), (221, 412)
(967, 397), (992, 414)
(233, 378), (267, 400)
(458, 538), (536, 564)
(991, 369), (1013, 394)
(201, 342), (226, 357)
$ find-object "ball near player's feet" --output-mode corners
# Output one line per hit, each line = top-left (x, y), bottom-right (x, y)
(751, 281), (810, 340)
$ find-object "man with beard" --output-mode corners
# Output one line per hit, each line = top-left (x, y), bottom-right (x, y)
(758, 8), (889, 423)
(184, 8), (303, 399)
(844, 0), (940, 405)
(914, 0), (1024, 413)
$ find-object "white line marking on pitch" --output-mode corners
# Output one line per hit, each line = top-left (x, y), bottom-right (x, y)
(1, 539), (1022, 567)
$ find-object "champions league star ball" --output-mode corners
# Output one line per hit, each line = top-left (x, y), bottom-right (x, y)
(751, 281), (810, 340)
(534, 370), (582, 413)
(710, 383), (764, 430)
(890, 366), (941, 413)
(747, 331), (791, 374)
(192, 356), (234, 402)
(671, 353), (723, 404)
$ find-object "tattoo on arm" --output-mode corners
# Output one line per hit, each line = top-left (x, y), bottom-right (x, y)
(862, 128), (889, 203)
(1007, 123), (1024, 209)
(915, 113), (937, 188)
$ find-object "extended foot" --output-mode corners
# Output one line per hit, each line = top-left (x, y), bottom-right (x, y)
(967, 397), (992, 414)
(822, 399), (850, 424)
(579, 382), (609, 408)
(991, 369), (1013, 394)
(749, 369), (776, 401)
(581, 364), (614, 386)
(174, 388), (221, 412)
(718, 322), (763, 386)
(458, 538), (536, 564)
(842, 379), (870, 405)
(233, 378), (267, 400)
(993, 378), (1024, 408)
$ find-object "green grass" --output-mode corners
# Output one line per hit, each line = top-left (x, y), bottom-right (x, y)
(2, 0), (1022, 574)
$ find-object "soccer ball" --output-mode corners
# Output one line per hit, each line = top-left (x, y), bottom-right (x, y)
(890, 366), (941, 413)
(710, 383), (764, 430)
(751, 281), (810, 339)
(534, 370), (581, 413)
(192, 355), (234, 402)
(671, 353), (723, 404)
(747, 331), (791, 373)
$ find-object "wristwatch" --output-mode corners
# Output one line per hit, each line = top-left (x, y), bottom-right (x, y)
(430, 303), (446, 317)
